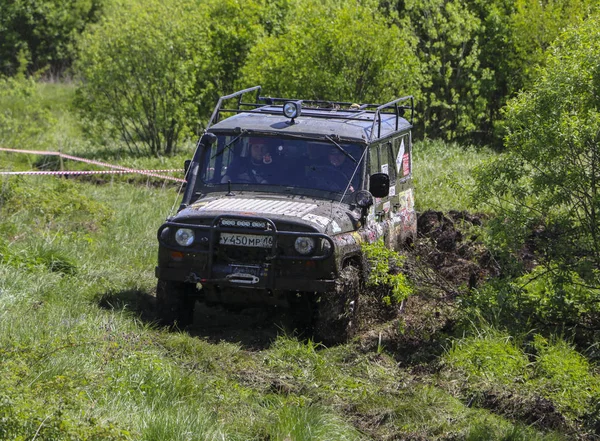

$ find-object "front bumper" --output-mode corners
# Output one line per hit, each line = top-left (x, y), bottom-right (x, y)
(156, 214), (337, 293)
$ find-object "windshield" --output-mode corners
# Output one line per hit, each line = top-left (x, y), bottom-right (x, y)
(198, 134), (364, 193)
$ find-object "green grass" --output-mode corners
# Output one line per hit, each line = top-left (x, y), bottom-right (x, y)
(0, 82), (592, 440)
(413, 139), (494, 212)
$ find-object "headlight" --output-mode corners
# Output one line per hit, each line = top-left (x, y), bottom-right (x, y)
(175, 228), (195, 246)
(294, 236), (315, 255)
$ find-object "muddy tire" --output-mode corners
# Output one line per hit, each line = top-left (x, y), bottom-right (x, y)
(313, 266), (360, 345)
(156, 280), (197, 328)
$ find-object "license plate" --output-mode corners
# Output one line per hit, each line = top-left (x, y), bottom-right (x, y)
(219, 233), (273, 248)
(230, 265), (262, 277)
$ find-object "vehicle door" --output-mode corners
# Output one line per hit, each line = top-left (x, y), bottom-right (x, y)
(389, 132), (415, 248)
(364, 141), (393, 245)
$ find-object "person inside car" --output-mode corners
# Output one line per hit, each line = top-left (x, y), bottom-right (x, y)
(221, 138), (275, 184)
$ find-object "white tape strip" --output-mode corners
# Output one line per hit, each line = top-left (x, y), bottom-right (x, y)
(0, 147), (186, 183)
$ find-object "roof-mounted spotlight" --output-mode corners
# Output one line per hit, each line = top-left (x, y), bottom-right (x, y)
(283, 100), (302, 124)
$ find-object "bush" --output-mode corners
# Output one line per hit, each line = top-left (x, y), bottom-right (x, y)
(0, 75), (54, 149)
(75, 0), (213, 156)
(362, 239), (412, 305)
(472, 16), (600, 287)
(240, 0), (422, 104)
(0, 0), (107, 76)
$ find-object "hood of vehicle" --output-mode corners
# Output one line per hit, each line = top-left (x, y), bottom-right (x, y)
(172, 195), (357, 235)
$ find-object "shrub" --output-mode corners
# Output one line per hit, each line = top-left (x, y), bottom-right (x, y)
(75, 0), (212, 156)
(240, 0), (421, 104)
(472, 16), (600, 288)
(362, 239), (412, 305)
(0, 75), (54, 149)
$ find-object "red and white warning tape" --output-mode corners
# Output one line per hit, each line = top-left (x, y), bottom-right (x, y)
(0, 147), (186, 183)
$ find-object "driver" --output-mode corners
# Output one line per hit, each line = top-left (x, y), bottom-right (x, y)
(221, 138), (275, 184)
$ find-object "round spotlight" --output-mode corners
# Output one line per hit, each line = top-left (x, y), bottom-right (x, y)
(283, 101), (301, 119)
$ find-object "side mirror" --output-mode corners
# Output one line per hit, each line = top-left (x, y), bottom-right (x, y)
(184, 159), (191, 175)
(369, 173), (390, 198)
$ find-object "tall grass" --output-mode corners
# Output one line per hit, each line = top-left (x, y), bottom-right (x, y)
(413, 139), (494, 212)
(0, 82), (581, 440)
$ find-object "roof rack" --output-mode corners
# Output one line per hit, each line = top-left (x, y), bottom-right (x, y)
(206, 86), (414, 141)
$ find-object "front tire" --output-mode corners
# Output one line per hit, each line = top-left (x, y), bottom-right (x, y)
(156, 280), (197, 328)
(313, 266), (360, 345)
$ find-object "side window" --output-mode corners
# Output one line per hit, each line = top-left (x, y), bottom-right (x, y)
(369, 145), (380, 175)
(385, 141), (397, 184)
(392, 134), (411, 180)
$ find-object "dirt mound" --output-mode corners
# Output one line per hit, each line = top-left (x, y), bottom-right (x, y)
(358, 210), (500, 363)
(415, 210), (499, 289)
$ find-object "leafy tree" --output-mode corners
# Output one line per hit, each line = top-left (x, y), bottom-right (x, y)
(0, 74), (54, 149)
(240, 0), (422, 104)
(74, 0), (212, 156)
(472, 16), (600, 286)
(472, 0), (598, 147)
(400, 0), (487, 142)
(203, 0), (266, 113)
(0, 0), (106, 76)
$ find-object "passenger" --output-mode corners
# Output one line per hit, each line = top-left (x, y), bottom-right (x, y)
(221, 138), (275, 184)
(325, 147), (356, 192)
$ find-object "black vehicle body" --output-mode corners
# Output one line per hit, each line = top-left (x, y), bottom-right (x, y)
(155, 86), (416, 339)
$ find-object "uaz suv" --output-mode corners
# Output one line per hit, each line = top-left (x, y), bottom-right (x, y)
(155, 86), (416, 343)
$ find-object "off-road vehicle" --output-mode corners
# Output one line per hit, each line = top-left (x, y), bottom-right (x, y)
(155, 86), (416, 342)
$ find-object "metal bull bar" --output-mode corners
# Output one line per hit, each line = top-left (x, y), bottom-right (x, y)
(157, 214), (334, 288)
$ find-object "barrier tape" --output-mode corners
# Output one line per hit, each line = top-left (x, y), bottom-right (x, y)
(0, 147), (186, 183)
(0, 169), (181, 176)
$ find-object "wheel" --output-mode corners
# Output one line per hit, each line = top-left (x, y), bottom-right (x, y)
(156, 280), (197, 328)
(312, 266), (360, 345)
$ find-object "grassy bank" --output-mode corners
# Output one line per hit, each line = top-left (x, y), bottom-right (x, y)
(0, 82), (597, 440)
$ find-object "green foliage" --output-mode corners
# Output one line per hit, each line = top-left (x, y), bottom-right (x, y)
(462, 267), (600, 334)
(0, 0), (107, 76)
(473, 16), (600, 286)
(0, 75), (55, 149)
(0, 177), (113, 233)
(75, 0), (213, 156)
(241, 0), (422, 104)
(362, 239), (412, 304)
(401, 0), (489, 142)
(531, 335), (600, 419)
(204, 0), (265, 108)
(445, 330), (530, 385)
(413, 139), (493, 211)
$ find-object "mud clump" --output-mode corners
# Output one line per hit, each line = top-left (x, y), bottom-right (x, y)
(415, 210), (499, 289)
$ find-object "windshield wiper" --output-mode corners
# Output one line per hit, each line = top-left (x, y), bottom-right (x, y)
(325, 135), (357, 164)
(211, 129), (247, 159)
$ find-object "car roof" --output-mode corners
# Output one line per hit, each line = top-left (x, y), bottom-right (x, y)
(208, 105), (412, 143)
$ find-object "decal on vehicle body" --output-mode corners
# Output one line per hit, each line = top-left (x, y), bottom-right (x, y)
(330, 221), (342, 234)
(302, 213), (331, 229)
(396, 139), (405, 172)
